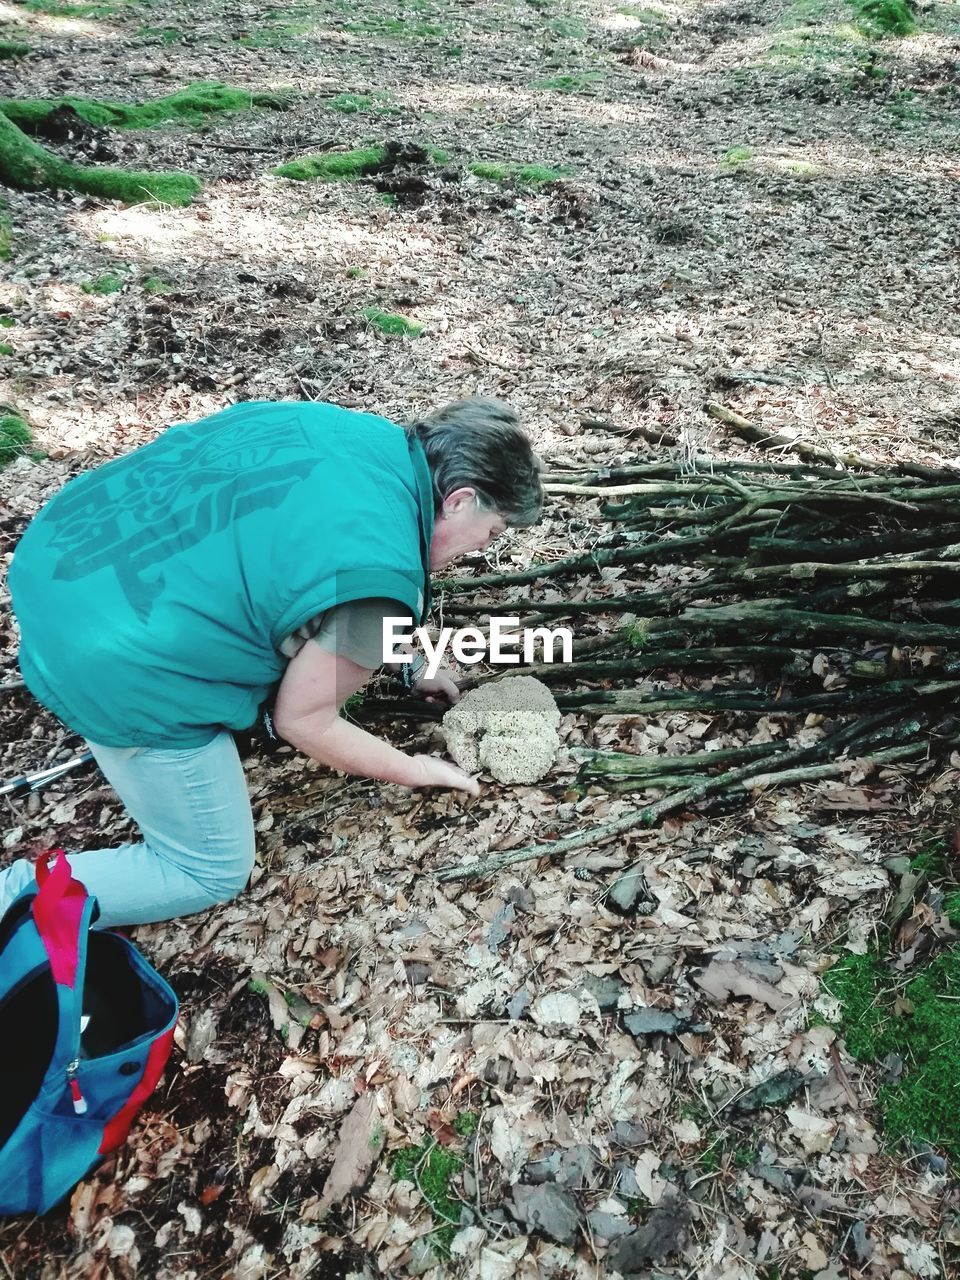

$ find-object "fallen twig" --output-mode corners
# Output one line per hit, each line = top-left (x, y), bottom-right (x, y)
(435, 742), (928, 883)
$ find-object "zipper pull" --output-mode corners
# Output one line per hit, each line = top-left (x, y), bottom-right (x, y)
(66, 1059), (87, 1115)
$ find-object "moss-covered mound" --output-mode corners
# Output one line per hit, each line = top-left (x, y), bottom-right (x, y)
(0, 38), (31, 58)
(470, 160), (566, 185)
(330, 91), (399, 115)
(0, 413), (34, 468)
(274, 145), (385, 181)
(362, 307), (423, 337)
(82, 271), (126, 295)
(855, 0), (917, 36)
(0, 108), (200, 205)
(1, 82), (292, 132)
(275, 139), (450, 183)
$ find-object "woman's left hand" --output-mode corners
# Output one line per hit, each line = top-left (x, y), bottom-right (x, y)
(413, 668), (461, 704)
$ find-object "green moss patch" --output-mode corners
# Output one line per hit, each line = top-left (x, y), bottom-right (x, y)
(910, 838), (948, 876)
(470, 160), (566, 185)
(0, 413), (34, 468)
(72, 167), (200, 205)
(781, 158), (819, 175)
(549, 16), (588, 36)
(0, 342), (13, 356)
(748, 0), (919, 84)
(274, 145), (385, 181)
(234, 24), (312, 48)
(331, 91), (400, 115)
(453, 1111), (479, 1137)
(0, 38), (31, 57)
(391, 1139), (463, 1254)
(536, 71), (603, 91)
(1, 82), (292, 133)
(81, 271), (125, 295)
(136, 26), (193, 45)
(142, 274), (172, 294)
(0, 105), (199, 204)
(746, 0), (878, 78)
(823, 945), (960, 1155)
(722, 145), (753, 165)
(362, 307), (423, 337)
(854, 0), (917, 35)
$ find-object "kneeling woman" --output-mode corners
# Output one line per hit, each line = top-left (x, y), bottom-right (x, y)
(0, 397), (542, 927)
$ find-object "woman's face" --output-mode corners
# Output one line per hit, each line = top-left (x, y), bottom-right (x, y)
(429, 488), (507, 570)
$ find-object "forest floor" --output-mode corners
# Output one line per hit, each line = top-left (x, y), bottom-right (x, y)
(2, 0), (960, 1276)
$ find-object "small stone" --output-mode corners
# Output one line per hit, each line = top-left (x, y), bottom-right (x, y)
(505, 1183), (581, 1244)
(849, 1220), (875, 1265)
(882, 1053), (904, 1084)
(623, 1006), (705, 1038)
(406, 1237), (438, 1275)
(505, 884), (536, 914)
(486, 902), (516, 952)
(403, 961), (431, 986)
(606, 1195), (691, 1270)
(556, 1145), (596, 1189)
(643, 954), (675, 985)
(579, 972), (627, 1012)
(611, 1122), (648, 1149)
(912, 1141), (948, 1176)
(523, 1151), (561, 1183)
(506, 989), (531, 1020)
(729, 1069), (806, 1116)
(606, 869), (651, 914)
(612, 1157), (640, 1196)
(588, 1210), (634, 1241)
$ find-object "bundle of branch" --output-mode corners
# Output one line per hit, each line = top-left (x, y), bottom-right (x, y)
(432, 452), (960, 882)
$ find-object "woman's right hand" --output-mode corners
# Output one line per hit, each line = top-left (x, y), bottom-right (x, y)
(412, 754), (480, 795)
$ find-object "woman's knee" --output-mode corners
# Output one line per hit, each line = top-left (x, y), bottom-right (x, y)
(207, 834), (257, 904)
(148, 831), (256, 908)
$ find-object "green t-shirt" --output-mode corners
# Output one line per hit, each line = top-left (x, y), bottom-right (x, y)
(10, 401), (433, 746)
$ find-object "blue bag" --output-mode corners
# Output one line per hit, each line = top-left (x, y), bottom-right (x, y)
(0, 851), (178, 1214)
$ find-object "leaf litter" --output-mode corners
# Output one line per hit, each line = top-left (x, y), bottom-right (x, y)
(2, 0), (960, 1273)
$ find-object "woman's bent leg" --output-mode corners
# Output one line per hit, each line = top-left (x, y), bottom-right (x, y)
(0, 732), (255, 928)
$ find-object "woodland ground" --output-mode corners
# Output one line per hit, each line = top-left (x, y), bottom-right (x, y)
(1, 0), (960, 1276)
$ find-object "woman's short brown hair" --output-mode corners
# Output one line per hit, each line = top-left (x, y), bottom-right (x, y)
(405, 397), (543, 527)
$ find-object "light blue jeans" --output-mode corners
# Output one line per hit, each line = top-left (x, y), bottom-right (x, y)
(0, 731), (256, 929)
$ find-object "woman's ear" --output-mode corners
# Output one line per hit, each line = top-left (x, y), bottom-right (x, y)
(440, 487), (478, 516)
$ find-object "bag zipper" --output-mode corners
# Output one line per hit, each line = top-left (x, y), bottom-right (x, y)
(66, 1059), (87, 1115)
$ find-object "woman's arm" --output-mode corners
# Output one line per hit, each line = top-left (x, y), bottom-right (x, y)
(273, 641), (478, 793)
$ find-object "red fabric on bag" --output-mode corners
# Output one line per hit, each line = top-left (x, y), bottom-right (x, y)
(31, 850), (87, 990)
(99, 1025), (176, 1153)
